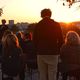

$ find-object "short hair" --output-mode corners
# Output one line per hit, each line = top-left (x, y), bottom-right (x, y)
(65, 31), (80, 45)
(1, 19), (6, 23)
(41, 8), (52, 18)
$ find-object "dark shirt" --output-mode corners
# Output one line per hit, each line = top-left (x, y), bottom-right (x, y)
(21, 39), (37, 69)
(33, 17), (64, 55)
(2, 47), (24, 76)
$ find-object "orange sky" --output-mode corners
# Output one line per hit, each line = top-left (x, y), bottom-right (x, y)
(0, 0), (80, 24)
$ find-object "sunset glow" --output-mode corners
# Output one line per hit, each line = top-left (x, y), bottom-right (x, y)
(0, 0), (80, 23)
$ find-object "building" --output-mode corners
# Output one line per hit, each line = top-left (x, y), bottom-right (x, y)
(8, 20), (14, 29)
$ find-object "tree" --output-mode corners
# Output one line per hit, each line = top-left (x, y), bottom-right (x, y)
(0, 8), (3, 16)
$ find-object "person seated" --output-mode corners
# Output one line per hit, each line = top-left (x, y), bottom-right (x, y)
(60, 31), (80, 80)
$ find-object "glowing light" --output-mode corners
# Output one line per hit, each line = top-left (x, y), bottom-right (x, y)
(0, 0), (80, 23)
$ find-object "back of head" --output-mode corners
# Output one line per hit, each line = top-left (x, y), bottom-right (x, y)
(4, 34), (19, 48)
(3, 30), (13, 38)
(41, 8), (52, 18)
(1, 19), (6, 25)
(65, 31), (80, 45)
(16, 31), (22, 39)
(2, 30), (13, 43)
(24, 32), (32, 40)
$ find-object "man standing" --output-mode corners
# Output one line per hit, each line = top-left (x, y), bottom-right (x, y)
(0, 19), (8, 42)
(33, 8), (64, 80)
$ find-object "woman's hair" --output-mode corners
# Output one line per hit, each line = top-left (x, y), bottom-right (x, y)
(1, 19), (6, 24)
(2, 30), (13, 43)
(16, 31), (23, 39)
(65, 31), (80, 45)
(24, 32), (32, 40)
(41, 8), (52, 18)
(3, 34), (19, 48)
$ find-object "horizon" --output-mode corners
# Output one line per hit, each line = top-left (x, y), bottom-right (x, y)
(1, 18), (80, 25)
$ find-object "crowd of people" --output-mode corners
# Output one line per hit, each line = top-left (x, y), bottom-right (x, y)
(0, 8), (80, 80)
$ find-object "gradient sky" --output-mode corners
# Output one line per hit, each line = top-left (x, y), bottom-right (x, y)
(0, 0), (80, 24)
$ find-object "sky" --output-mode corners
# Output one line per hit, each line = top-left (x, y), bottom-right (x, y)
(0, 0), (80, 24)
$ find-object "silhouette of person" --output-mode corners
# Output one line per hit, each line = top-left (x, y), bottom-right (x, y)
(23, 32), (37, 70)
(33, 8), (64, 80)
(60, 31), (80, 80)
(0, 19), (9, 42)
(0, 30), (13, 57)
(2, 34), (25, 80)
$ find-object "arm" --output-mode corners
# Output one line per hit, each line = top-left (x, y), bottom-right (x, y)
(57, 23), (64, 48)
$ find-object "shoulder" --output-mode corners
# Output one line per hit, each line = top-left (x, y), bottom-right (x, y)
(0, 25), (2, 27)
(61, 44), (80, 52)
(53, 20), (60, 26)
(47, 19), (61, 27)
(74, 45), (80, 51)
(0, 25), (3, 29)
(60, 44), (69, 52)
(17, 47), (23, 52)
(14, 47), (23, 54)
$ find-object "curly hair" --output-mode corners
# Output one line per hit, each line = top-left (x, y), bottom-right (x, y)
(41, 8), (52, 18)
(65, 31), (80, 45)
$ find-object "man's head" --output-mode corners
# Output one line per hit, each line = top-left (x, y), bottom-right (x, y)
(1, 19), (6, 25)
(41, 8), (52, 18)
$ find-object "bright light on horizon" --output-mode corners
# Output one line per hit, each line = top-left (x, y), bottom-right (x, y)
(0, 0), (80, 24)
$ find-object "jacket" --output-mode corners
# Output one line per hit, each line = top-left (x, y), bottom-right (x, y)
(33, 17), (64, 55)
